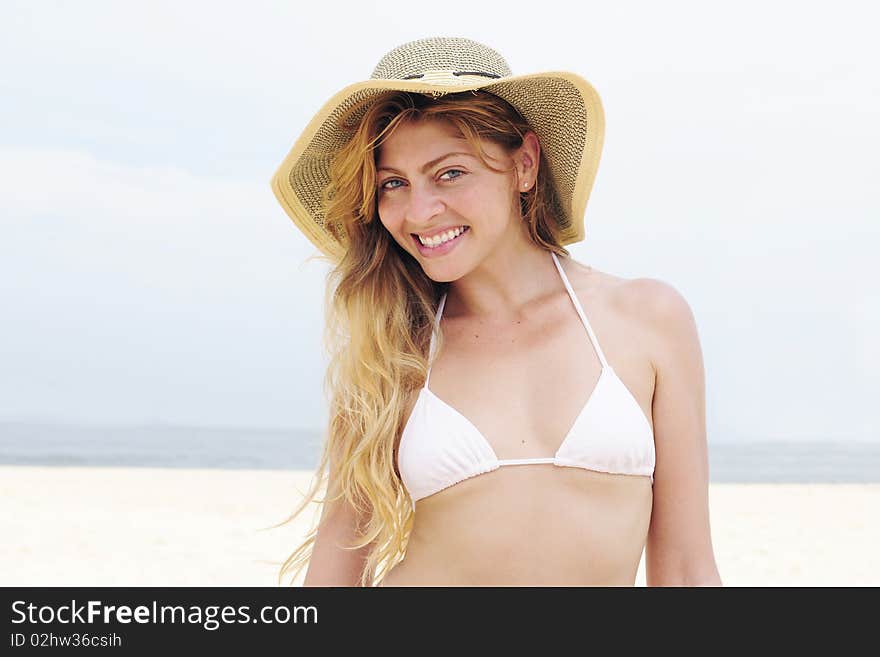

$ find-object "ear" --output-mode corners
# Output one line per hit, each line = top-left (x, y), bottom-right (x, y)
(513, 131), (541, 190)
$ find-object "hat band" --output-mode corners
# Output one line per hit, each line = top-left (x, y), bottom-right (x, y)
(400, 68), (502, 86)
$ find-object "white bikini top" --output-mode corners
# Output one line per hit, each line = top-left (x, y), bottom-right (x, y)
(398, 251), (655, 510)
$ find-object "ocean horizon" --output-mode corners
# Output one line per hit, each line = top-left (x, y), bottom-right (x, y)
(1, 421), (878, 483)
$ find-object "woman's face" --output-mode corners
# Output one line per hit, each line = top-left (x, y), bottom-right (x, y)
(375, 117), (527, 281)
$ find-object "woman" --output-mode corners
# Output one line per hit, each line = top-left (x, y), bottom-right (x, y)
(270, 37), (721, 586)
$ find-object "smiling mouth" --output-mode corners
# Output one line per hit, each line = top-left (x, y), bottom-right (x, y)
(411, 226), (470, 248)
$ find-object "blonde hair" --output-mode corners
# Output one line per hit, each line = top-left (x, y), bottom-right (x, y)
(276, 89), (571, 586)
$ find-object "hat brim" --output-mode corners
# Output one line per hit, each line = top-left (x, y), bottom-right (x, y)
(270, 71), (604, 260)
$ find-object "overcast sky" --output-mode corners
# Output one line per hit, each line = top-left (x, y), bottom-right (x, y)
(1, 1), (877, 443)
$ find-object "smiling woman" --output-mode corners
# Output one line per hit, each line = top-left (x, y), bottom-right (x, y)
(374, 112), (545, 266)
(269, 36), (721, 587)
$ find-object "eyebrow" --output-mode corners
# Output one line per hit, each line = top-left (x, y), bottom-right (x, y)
(376, 151), (475, 176)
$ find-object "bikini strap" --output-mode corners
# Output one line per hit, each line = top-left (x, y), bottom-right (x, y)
(425, 291), (448, 389)
(550, 251), (610, 369)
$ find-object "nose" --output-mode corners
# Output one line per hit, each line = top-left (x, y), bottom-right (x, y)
(404, 182), (445, 228)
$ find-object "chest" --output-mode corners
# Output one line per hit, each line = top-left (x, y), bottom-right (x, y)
(417, 297), (653, 459)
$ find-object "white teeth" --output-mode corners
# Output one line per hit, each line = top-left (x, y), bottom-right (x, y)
(418, 226), (467, 247)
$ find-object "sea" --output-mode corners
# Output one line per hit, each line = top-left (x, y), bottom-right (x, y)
(0, 422), (878, 483)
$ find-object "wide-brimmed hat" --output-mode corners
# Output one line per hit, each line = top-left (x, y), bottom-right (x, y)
(270, 36), (605, 261)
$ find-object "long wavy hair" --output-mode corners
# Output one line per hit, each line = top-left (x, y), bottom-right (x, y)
(276, 89), (572, 586)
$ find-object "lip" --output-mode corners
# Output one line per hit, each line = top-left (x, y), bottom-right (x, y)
(412, 226), (469, 257)
(411, 224), (468, 240)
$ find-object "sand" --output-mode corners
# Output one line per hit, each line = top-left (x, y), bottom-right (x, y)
(1, 466), (877, 586)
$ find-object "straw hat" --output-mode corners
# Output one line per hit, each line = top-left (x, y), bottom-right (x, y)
(270, 36), (605, 261)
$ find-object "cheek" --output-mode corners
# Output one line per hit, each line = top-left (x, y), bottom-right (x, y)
(457, 181), (512, 223)
(376, 197), (404, 233)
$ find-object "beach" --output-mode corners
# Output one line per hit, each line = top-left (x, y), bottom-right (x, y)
(1, 466), (877, 587)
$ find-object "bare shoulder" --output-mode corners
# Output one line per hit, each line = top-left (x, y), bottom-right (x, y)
(566, 257), (691, 315)
(565, 258), (699, 364)
(615, 277), (701, 378)
(613, 276), (694, 328)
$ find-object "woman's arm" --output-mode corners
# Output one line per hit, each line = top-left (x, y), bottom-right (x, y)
(302, 452), (373, 587)
(639, 279), (722, 586)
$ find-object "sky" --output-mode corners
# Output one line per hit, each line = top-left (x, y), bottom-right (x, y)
(0, 1), (877, 443)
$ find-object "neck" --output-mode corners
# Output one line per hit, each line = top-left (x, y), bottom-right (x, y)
(443, 222), (566, 322)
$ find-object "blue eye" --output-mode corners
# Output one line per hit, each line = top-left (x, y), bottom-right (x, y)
(379, 169), (466, 192)
(380, 179), (404, 191)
